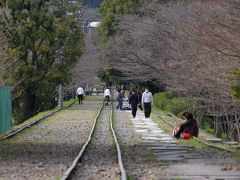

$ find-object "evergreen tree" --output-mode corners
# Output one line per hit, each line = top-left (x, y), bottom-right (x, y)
(1, 0), (84, 120)
(84, 0), (102, 8)
(99, 0), (142, 39)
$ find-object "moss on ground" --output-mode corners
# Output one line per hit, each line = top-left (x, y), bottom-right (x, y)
(127, 175), (134, 180)
(84, 95), (104, 101)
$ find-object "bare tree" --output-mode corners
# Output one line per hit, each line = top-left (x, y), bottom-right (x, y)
(106, 0), (240, 141)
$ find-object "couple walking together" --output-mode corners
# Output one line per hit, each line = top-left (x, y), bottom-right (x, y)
(129, 88), (153, 119)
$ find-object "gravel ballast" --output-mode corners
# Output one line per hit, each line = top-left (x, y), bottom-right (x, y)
(114, 109), (162, 180)
(0, 100), (102, 180)
(114, 106), (240, 179)
(72, 107), (120, 180)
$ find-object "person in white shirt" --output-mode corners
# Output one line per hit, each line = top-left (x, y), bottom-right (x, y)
(142, 87), (153, 118)
(104, 87), (111, 106)
(76, 86), (84, 104)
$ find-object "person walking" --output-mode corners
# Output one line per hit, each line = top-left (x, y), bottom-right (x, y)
(104, 87), (111, 106)
(142, 87), (153, 118)
(76, 86), (84, 104)
(129, 89), (140, 118)
(137, 90), (143, 111)
(116, 89), (125, 110)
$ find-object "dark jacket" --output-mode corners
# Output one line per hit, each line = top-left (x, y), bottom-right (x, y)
(117, 91), (124, 101)
(128, 91), (133, 104)
(129, 93), (139, 105)
(138, 92), (142, 104)
(175, 119), (199, 139)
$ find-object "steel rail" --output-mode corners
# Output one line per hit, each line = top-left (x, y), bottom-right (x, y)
(61, 103), (104, 180)
(61, 102), (127, 180)
(0, 100), (76, 141)
(110, 104), (127, 180)
(153, 110), (235, 153)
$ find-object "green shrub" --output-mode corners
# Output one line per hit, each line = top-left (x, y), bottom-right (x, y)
(169, 97), (190, 115)
(154, 92), (192, 115)
(154, 92), (174, 110)
(201, 116), (214, 135)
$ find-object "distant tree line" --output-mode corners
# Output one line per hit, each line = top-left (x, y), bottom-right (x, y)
(99, 0), (143, 39)
(83, 0), (102, 8)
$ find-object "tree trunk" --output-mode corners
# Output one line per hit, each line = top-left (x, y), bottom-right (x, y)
(23, 89), (36, 120)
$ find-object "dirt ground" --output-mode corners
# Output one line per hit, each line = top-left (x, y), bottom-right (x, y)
(0, 100), (102, 180)
(0, 100), (239, 180)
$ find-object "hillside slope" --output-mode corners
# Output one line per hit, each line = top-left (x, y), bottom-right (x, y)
(67, 2), (104, 92)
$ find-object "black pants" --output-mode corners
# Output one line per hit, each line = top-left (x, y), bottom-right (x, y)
(143, 103), (151, 118)
(105, 95), (110, 105)
(131, 103), (138, 118)
(78, 94), (83, 104)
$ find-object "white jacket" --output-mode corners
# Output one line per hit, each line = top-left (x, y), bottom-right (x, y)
(76, 87), (84, 95)
(104, 89), (111, 97)
(142, 91), (153, 105)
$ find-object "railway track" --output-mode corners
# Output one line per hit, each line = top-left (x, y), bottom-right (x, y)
(126, 108), (240, 179)
(61, 103), (126, 180)
(0, 100), (76, 141)
(152, 110), (235, 153)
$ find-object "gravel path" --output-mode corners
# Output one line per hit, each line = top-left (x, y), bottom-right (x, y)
(0, 99), (102, 180)
(151, 113), (240, 179)
(72, 107), (120, 180)
(114, 105), (240, 179)
(114, 109), (162, 180)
